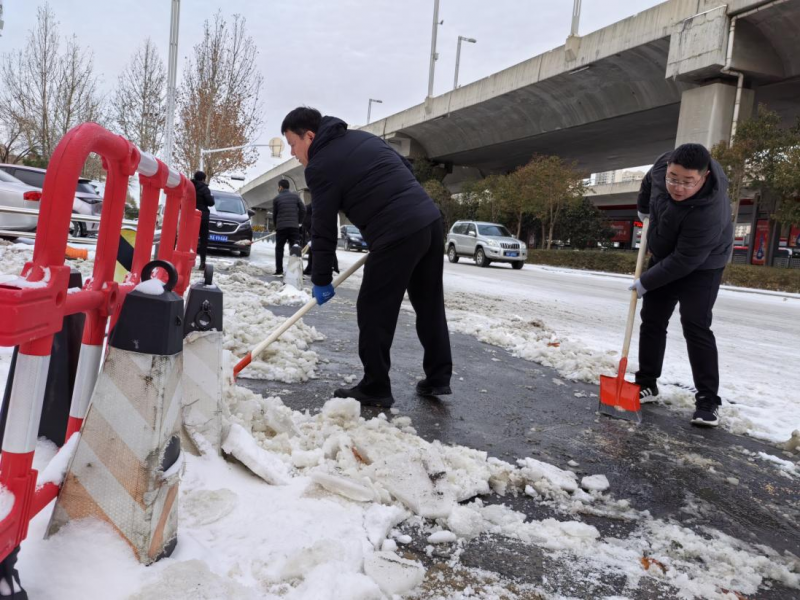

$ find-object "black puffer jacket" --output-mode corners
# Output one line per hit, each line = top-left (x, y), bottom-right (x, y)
(637, 152), (733, 291)
(305, 116), (441, 286)
(272, 189), (306, 231)
(192, 179), (214, 214)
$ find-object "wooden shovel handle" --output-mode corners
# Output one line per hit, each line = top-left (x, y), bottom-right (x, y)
(621, 218), (650, 360)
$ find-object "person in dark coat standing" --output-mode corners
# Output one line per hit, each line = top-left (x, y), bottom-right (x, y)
(281, 106), (453, 408)
(271, 179), (306, 275)
(191, 171), (215, 269)
(632, 143), (733, 427)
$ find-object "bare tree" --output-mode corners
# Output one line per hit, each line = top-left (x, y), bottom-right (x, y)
(174, 12), (264, 181)
(111, 38), (167, 155)
(0, 4), (103, 164)
(0, 104), (34, 163)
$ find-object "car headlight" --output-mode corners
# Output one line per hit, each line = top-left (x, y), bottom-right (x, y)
(486, 239), (499, 247)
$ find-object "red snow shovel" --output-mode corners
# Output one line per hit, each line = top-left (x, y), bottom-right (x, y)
(599, 217), (650, 423)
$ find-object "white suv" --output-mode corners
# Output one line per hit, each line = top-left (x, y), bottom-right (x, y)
(446, 221), (527, 269)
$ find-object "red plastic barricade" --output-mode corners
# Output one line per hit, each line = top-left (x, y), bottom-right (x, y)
(0, 122), (200, 562)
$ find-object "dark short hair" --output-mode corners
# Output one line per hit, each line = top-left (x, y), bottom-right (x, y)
(281, 107), (322, 136)
(668, 143), (711, 174)
(278, 179), (290, 190)
(194, 170), (206, 181)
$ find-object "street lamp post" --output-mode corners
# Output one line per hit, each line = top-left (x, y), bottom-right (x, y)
(427, 0), (442, 98)
(366, 98), (383, 124)
(163, 0), (180, 168)
(571, 0), (582, 37)
(453, 36), (476, 89)
(199, 143), (272, 173)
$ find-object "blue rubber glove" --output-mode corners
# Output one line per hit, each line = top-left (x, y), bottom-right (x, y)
(628, 279), (647, 299)
(312, 284), (335, 305)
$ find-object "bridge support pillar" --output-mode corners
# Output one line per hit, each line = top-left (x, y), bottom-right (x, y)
(675, 82), (753, 149)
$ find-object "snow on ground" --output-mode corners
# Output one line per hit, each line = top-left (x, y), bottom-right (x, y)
(306, 242), (800, 445)
(213, 260), (321, 382)
(3, 241), (800, 598)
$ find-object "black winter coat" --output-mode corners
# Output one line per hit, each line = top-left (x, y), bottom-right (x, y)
(272, 190), (306, 231)
(192, 179), (214, 214)
(637, 152), (733, 291)
(305, 116), (440, 286)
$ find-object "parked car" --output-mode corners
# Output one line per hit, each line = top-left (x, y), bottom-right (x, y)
(0, 164), (102, 237)
(0, 169), (42, 235)
(446, 220), (528, 269)
(339, 224), (368, 251)
(207, 189), (254, 256)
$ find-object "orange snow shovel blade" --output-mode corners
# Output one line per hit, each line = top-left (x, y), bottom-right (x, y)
(599, 216), (650, 424)
(599, 357), (642, 423)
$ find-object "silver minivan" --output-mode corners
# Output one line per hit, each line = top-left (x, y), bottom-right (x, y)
(446, 220), (527, 269)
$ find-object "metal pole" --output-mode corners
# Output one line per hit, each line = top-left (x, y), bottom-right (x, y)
(427, 0), (440, 98)
(454, 36), (462, 90)
(199, 149), (205, 173)
(453, 36), (476, 90)
(571, 0), (582, 37)
(367, 98), (383, 124)
(163, 0), (180, 168)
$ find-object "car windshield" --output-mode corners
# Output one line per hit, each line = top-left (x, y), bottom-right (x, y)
(0, 170), (23, 184)
(76, 181), (98, 195)
(345, 226), (360, 235)
(212, 192), (246, 215)
(10, 169), (45, 188)
(478, 224), (512, 237)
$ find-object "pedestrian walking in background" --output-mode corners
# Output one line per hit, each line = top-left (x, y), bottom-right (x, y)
(191, 170), (214, 270)
(271, 179), (306, 276)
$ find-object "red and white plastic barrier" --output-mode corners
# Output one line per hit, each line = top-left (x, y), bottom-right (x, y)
(0, 122), (200, 563)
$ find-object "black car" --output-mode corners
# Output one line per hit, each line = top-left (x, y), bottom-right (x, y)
(207, 190), (254, 256)
(338, 224), (368, 252)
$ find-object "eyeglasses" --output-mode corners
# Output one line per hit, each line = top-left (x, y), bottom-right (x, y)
(665, 177), (702, 190)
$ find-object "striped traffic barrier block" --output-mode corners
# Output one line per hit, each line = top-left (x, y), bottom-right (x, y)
(181, 265), (225, 455)
(47, 261), (185, 564)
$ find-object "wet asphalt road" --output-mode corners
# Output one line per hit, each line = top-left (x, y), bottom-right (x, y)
(235, 274), (800, 599)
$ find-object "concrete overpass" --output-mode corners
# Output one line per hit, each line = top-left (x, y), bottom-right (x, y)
(242, 0), (800, 217)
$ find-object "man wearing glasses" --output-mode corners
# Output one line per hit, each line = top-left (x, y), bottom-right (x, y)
(631, 143), (733, 427)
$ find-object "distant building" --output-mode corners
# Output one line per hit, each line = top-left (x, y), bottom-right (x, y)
(593, 168), (647, 186)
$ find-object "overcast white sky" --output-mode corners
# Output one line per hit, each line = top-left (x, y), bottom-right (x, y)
(2, 0), (663, 183)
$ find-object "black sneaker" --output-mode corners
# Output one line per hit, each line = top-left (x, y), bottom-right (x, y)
(334, 385), (394, 408)
(416, 379), (452, 397)
(691, 396), (720, 427)
(638, 384), (659, 404)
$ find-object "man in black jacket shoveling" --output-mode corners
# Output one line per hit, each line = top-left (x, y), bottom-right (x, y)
(281, 106), (453, 408)
(632, 143), (733, 427)
(192, 171), (215, 269)
(271, 179), (306, 275)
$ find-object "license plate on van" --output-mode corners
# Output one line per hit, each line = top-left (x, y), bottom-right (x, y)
(209, 234), (228, 242)
(505, 251), (519, 257)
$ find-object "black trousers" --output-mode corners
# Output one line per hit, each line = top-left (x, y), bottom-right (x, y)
(635, 267), (725, 403)
(357, 219), (452, 396)
(198, 211), (210, 265)
(275, 227), (301, 273)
